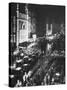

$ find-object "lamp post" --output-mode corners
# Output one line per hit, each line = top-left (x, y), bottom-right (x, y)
(16, 3), (19, 48)
(25, 4), (29, 42)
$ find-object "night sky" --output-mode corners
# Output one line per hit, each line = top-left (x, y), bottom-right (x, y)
(9, 3), (65, 36)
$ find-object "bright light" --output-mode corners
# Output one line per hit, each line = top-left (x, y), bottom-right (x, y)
(32, 34), (37, 41)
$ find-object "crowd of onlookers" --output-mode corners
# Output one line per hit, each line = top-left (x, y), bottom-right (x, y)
(9, 29), (65, 87)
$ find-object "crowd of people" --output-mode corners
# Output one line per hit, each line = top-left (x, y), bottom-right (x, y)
(9, 30), (65, 87)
